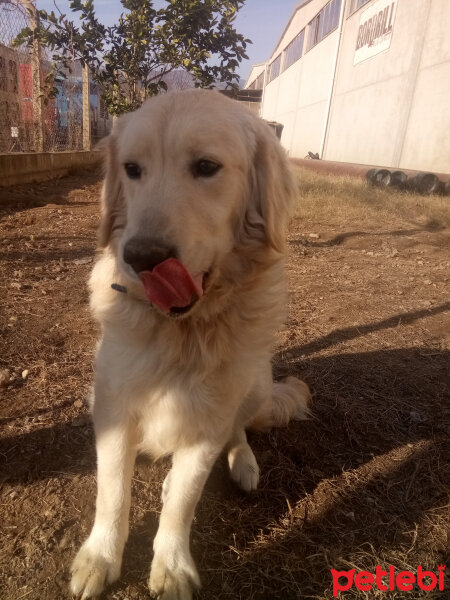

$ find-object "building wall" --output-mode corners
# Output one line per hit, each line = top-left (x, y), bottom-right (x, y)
(325, 0), (450, 172)
(253, 0), (450, 173)
(398, 0), (450, 172)
(245, 63), (266, 89)
(260, 0), (342, 157)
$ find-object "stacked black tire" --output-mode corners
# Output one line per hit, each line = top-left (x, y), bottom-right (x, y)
(367, 169), (449, 195)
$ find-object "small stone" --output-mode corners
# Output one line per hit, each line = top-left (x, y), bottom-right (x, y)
(0, 369), (10, 387)
(10, 282), (21, 290)
(366, 251), (374, 256)
(58, 531), (71, 550)
(423, 279), (432, 285)
(71, 415), (90, 427)
(73, 257), (92, 266)
(309, 233), (320, 239)
(22, 370), (29, 379)
(73, 399), (84, 409)
(409, 411), (425, 423)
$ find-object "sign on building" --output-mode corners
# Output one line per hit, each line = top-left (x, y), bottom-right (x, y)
(354, 0), (397, 65)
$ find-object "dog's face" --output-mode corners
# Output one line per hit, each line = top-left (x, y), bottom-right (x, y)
(100, 89), (295, 317)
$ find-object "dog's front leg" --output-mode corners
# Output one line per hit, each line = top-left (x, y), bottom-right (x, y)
(149, 442), (222, 600)
(71, 413), (137, 599)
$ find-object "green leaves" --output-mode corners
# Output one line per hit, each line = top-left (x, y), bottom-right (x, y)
(13, 0), (251, 116)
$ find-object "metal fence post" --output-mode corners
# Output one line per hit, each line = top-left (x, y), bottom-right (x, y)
(20, 0), (44, 152)
(82, 64), (91, 151)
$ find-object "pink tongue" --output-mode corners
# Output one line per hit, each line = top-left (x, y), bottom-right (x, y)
(139, 258), (203, 313)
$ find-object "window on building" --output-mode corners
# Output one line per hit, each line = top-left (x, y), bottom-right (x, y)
(351, 0), (372, 12)
(255, 71), (264, 89)
(1, 100), (9, 121)
(10, 102), (19, 124)
(268, 54), (282, 83)
(306, 0), (342, 52)
(247, 71), (265, 90)
(0, 57), (6, 91)
(8, 59), (18, 94)
(283, 29), (305, 71)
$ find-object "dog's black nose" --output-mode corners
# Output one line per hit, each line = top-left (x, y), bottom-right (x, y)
(123, 238), (177, 274)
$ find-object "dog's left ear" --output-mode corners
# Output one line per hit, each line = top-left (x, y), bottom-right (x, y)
(97, 129), (124, 248)
(243, 120), (297, 253)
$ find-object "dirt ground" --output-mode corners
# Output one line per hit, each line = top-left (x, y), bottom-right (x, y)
(0, 167), (449, 600)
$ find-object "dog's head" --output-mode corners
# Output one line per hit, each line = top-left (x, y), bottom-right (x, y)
(98, 89), (296, 317)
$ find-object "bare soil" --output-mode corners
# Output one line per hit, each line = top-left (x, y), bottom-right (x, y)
(0, 168), (449, 599)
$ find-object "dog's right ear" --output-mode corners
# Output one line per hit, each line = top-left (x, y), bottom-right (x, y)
(97, 132), (123, 248)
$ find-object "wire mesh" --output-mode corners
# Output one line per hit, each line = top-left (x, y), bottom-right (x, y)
(0, 0), (111, 154)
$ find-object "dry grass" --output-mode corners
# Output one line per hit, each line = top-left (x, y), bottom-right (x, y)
(0, 168), (449, 599)
(294, 168), (450, 229)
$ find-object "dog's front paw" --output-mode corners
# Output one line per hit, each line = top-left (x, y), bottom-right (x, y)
(70, 542), (121, 599)
(148, 550), (200, 600)
(228, 442), (260, 492)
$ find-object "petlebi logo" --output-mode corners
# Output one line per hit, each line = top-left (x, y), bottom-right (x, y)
(330, 564), (446, 596)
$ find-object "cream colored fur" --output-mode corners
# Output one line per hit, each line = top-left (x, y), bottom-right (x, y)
(70, 89), (310, 600)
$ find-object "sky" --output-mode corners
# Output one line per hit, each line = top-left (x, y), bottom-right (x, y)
(35, 0), (300, 84)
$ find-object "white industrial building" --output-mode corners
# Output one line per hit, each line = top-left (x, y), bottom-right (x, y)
(246, 0), (450, 173)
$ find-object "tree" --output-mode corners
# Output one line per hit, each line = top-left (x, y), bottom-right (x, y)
(14, 0), (250, 115)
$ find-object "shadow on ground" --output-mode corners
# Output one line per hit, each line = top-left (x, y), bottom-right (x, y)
(2, 338), (448, 598)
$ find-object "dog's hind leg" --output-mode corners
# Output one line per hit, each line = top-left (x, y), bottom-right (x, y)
(226, 375), (310, 491)
(227, 428), (260, 492)
(249, 376), (311, 430)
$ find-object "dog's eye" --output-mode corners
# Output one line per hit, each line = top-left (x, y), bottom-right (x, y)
(124, 162), (142, 180)
(193, 159), (221, 178)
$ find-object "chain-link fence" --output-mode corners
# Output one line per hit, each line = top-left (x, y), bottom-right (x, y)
(0, 0), (111, 153)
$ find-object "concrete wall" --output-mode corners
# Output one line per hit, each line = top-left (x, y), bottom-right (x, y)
(0, 151), (102, 187)
(324, 0), (450, 172)
(398, 0), (450, 172)
(260, 0), (341, 158)
(253, 0), (450, 174)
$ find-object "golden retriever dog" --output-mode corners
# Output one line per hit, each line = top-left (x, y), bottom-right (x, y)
(70, 89), (310, 600)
